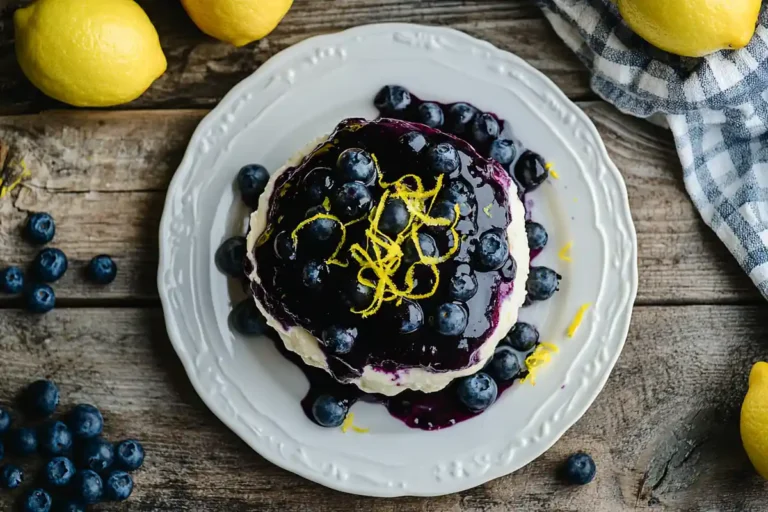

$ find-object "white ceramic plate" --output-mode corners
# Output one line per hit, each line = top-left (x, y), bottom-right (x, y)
(158, 23), (638, 497)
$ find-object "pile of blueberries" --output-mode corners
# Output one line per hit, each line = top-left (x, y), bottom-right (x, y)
(0, 213), (118, 314)
(0, 380), (145, 511)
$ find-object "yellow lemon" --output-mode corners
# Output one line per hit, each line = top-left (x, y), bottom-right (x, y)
(618, 0), (761, 57)
(181, 0), (293, 47)
(742, 362), (768, 479)
(14, 0), (167, 107)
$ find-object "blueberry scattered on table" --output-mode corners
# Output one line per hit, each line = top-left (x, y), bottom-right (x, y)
(0, 441), (4, 461)
(87, 255), (118, 284)
(321, 326), (357, 355)
(25, 213), (56, 245)
(21, 380), (59, 419)
(430, 302), (468, 337)
(26, 284), (56, 314)
(230, 298), (269, 336)
(67, 404), (104, 439)
(78, 437), (114, 472)
(38, 420), (73, 456)
(374, 85), (412, 116)
(21, 488), (52, 512)
(399, 131), (428, 155)
(115, 439), (144, 471)
(53, 501), (85, 512)
(563, 452), (596, 485)
(237, 164), (269, 209)
(486, 345), (522, 382)
(525, 221), (548, 251)
(104, 470), (133, 501)
(416, 102), (444, 128)
(8, 427), (38, 456)
(514, 150), (549, 191)
(0, 408), (12, 436)
(488, 139), (516, 167)
(0, 464), (23, 489)
(457, 372), (498, 412)
(215, 236), (247, 278)
(426, 142), (460, 175)
(43, 456), (76, 488)
(446, 102), (478, 135)
(71, 469), (103, 505)
(32, 248), (68, 283)
(0, 266), (24, 294)
(526, 266), (561, 302)
(504, 322), (539, 352)
(311, 395), (348, 428)
(332, 181), (373, 221)
(472, 229), (509, 271)
(336, 148), (376, 185)
(302, 260), (329, 291)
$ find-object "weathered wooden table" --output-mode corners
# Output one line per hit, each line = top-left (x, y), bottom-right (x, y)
(1, 1), (767, 510)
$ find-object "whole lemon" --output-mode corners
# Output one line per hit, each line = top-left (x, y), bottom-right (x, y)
(618, 0), (761, 57)
(14, 0), (167, 107)
(181, 0), (293, 47)
(742, 362), (768, 479)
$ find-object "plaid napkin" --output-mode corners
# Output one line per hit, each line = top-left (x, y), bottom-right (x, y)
(536, 0), (768, 299)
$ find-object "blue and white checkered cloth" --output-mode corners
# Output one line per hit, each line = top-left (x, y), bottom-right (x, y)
(536, 0), (768, 299)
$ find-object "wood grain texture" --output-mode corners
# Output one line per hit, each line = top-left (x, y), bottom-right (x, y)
(0, 305), (766, 511)
(0, 105), (756, 304)
(0, 0), (591, 114)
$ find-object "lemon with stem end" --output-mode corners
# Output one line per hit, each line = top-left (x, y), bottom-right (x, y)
(181, 0), (294, 47)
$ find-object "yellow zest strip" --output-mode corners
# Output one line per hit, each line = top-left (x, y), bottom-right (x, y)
(558, 241), (573, 262)
(521, 343), (559, 385)
(255, 225), (275, 247)
(545, 162), (559, 179)
(322, 197), (331, 211)
(341, 412), (369, 433)
(483, 204), (493, 218)
(566, 304), (591, 338)
(291, 213), (347, 263)
(278, 182), (292, 198)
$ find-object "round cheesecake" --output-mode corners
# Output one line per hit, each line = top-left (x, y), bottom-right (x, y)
(246, 118), (529, 396)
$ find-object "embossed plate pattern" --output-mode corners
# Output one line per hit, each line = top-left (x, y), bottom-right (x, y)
(158, 23), (638, 497)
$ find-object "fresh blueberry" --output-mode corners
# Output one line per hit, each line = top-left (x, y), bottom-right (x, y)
(0, 266), (24, 294)
(78, 437), (114, 472)
(525, 221), (548, 251)
(431, 302), (468, 336)
(472, 229), (509, 271)
(230, 299), (268, 336)
(43, 456), (76, 488)
(53, 502), (85, 512)
(215, 236), (246, 278)
(417, 102), (444, 128)
(402, 232), (438, 265)
(428, 201), (457, 232)
(378, 198), (410, 236)
(446, 103), (478, 135)
(0, 408), (10, 435)
(237, 164), (269, 209)
(341, 281), (374, 310)
(67, 404), (103, 439)
(399, 131), (428, 155)
(448, 264), (478, 301)
(0, 464), (23, 489)
(273, 231), (297, 261)
(115, 440), (144, 471)
(488, 139), (516, 166)
(514, 151), (549, 191)
(302, 260), (328, 291)
(25, 213), (56, 245)
(302, 209), (338, 244)
(21, 379), (59, 419)
(38, 421), (73, 456)
(87, 255), (117, 285)
(564, 452), (596, 485)
(441, 179), (475, 216)
(392, 299), (424, 334)
(504, 322), (539, 351)
(71, 469), (103, 505)
(336, 148), (376, 185)
(526, 266), (561, 301)
(321, 326), (357, 355)
(302, 167), (335, 204)
(470, 113), (500, 147)
(33, 248), (68, 283)
(311, 395), (348, 428)
(457, 372), (498, 412)
(21, 488), (52, 512)
(104, 470), (133, 501)
(374, 85), (412, 116)
(332, 182), (373, 221)
(0, 441), (3, 461)
(26, 284), (55, 314)
(426, 143), (460, 175)
(500, 256), (517, 282)
(8, 427), (38, 455)
(486, 346), (521, 382)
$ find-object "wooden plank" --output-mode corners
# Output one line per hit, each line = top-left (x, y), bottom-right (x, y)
(0, 0), (591, 114)
(0, 305), (765, 510)
(0, 106), (754, 303)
